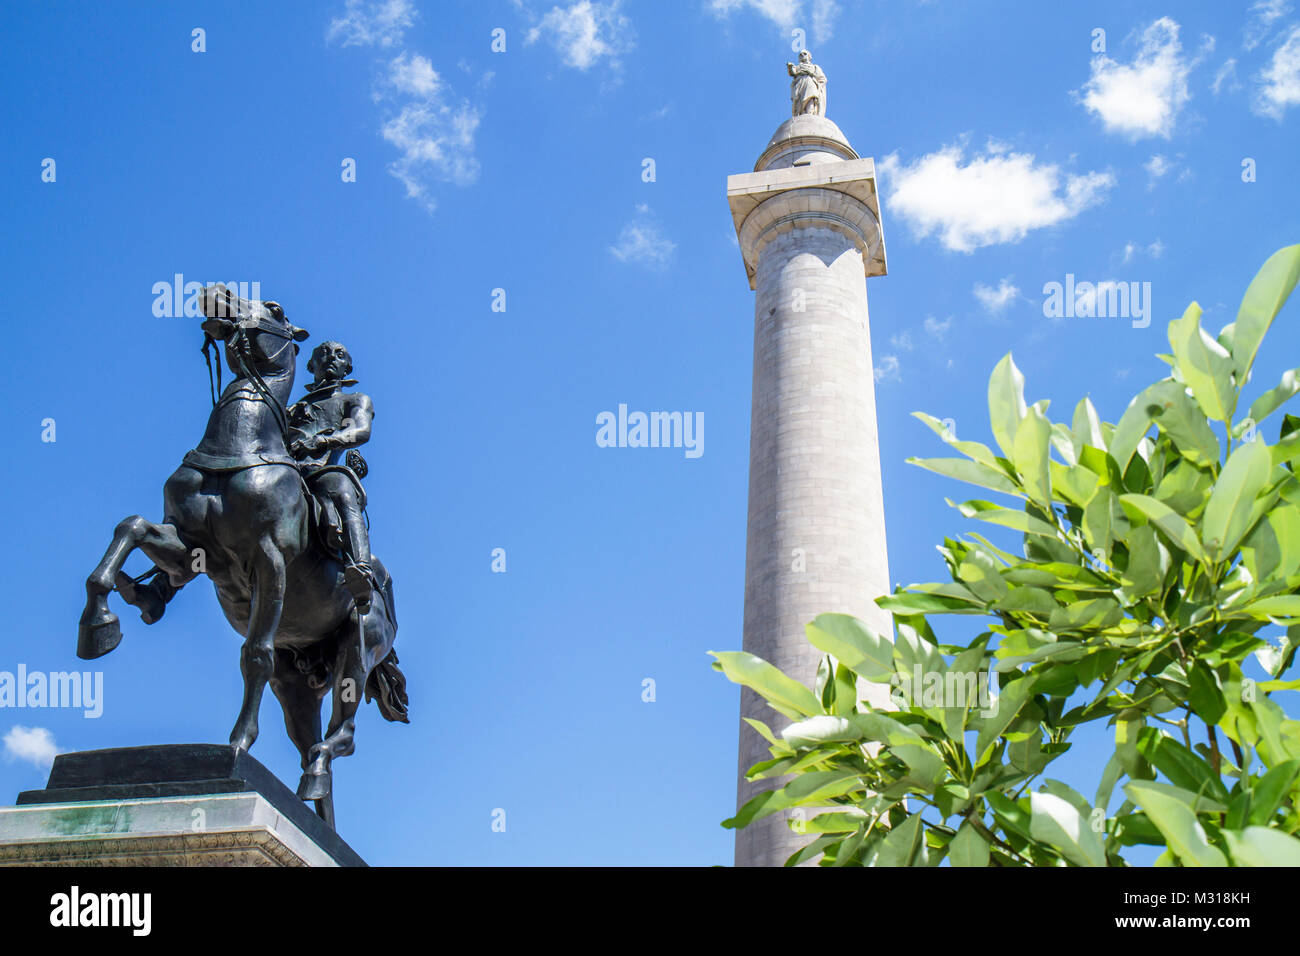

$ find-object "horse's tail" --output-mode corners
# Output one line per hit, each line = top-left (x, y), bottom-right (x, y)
(365, 648), (409, 723)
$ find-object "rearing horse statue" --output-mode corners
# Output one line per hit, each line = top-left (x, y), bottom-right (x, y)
(77, 284), (406, 827)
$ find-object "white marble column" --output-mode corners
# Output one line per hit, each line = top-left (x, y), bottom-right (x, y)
(727, 111), (891, 867)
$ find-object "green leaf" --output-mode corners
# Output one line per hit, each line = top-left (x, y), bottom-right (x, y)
(1202, 438), (1272, 560)
(805, 614), (894, 683)
(1137, 728), (1229, 802)
(1119, 523), (1167, 600)
(782, 714), (946, 785)
(1147, 380), (1222, 469)
(1169, 301), (1237, 422)
(1119, 493), (1209, 564)
(1048, 597), (1123, 633)
(722, 769), (865, 828)
(1071, 397), (1107, 456)
(874, 811), (925, 866)
(1240, 594), (1300, 620)
(1223, 826), (1300, 866)
(877, 589), (985, 615)
(1248, 758), (1300, 825)
(1246, 367), (1300, 428)
(1029, 791), (1106, 867)
(1187, 663), (1228, 726)
(1111, 381), (1220, 472)
(988, 353), (1028, 459)
(1123, 781), (1228, 866)
(974, 676), (1036, 766)
(1228, 243), (1300, 383)
(708, 651), (822, 720)
(948, 821), (990, 867)
(912, 412), (1001, 468)
(908, 457), (1022, 497)
(952, 499), (1059, 538)
(1014, 404), (1053, 509)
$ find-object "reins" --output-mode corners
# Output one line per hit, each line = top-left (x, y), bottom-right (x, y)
(201, 317), (297, 439)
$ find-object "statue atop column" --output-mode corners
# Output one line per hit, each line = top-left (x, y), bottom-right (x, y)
(787, 49), (826, 117)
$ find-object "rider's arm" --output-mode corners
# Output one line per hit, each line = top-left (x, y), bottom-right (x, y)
(324, 394), (373, 451)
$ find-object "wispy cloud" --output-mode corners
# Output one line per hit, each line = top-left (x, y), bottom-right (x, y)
(972, 278), (1020, 314)
(924, 316), (952, 340)
(1077, 17), (1200, 140)
(329, 3), (482, 214)
(1121, 239), (1165, 263)
(1212, 58), (1241, 95)
(327, 0), (415, 48)
(1254, 24), (1300, 119)
(879, 143), (1113, 253)
(611, 204), (675, 268)
(3, 726), (60, 769)
(1244, 0), (1292, 51)
(524, 1), (635, 71)
(707, 0), (840, 44)
(873, 354), (901, 383)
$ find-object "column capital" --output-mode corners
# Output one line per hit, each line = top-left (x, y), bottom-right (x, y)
(727, 159), (888, 290)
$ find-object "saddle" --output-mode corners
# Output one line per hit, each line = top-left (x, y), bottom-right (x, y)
(302, 453), (368, 560)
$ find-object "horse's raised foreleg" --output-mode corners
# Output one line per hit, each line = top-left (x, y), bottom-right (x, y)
(78, 515), (194, 660)
(229, 538), (286, 754)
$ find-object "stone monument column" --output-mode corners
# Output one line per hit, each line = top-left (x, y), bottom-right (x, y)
(727, 54), (891, 867)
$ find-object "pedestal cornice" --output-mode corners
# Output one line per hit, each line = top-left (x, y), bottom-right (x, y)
(727, 158), (888, 289)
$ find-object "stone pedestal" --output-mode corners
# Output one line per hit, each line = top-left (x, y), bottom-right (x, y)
(728, 113), (891, 867)
(0, 744), (365, 867)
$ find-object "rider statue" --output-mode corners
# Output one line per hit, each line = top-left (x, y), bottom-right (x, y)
(287, 340), (377, 612)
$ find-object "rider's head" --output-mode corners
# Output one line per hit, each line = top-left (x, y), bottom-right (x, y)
(307, 341), (353, 383)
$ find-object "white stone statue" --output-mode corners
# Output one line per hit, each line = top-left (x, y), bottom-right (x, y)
(787, 49), (826, 117)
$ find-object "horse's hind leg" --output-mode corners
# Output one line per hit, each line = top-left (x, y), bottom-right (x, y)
(271, 650), (334, 827)
(229, 538), (286, 754)
(79, 515), (194, 660)
(303, 608), (383, 793)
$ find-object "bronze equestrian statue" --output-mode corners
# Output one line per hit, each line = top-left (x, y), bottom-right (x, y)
(77, 284), (407, 828)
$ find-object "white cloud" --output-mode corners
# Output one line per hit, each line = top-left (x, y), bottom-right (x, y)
(1074, 280), (1125, 318)
(526, 1), (635, 70)
(1212, 58), (1241, 95)
(1254, 25), (1300, 119)
(373, 52), (482, 213)
(1122, 238), (1165, 263)
(1244, 0), (1291, 51)
(973, 278), (1020, 314)
(611, 205), (675, 268)
(707, 0), (839, 44)
(873, 354), (901, 383)
(327, 0), (415, 48)
(924, 316), (951, 339)
(879, 145), (1114, 253)
(1145, 154), (1172, 179)
(386, 52), (441, 98)
(1143, 153), (1187, 189)
(1077, 17), (1195, 139)
(3, 726), (60, 769)
(889, 330), (914, 351)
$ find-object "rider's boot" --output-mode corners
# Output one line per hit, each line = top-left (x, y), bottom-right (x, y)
(115, 570), (177, 625)
(341, 509), (375, 614)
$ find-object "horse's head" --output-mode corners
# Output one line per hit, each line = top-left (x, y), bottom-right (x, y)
(199, 284), (309, 378)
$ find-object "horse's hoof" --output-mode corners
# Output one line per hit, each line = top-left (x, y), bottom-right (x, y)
(76, 611), (121, 660)
(297, 771), (331, 801)
(229, 729), (257, 754)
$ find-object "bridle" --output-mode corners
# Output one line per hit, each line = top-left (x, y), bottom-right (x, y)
(201, 315), (299, 438)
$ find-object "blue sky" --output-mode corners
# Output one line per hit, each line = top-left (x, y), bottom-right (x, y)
(1, 0), (1298, 865)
